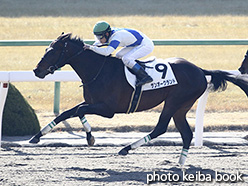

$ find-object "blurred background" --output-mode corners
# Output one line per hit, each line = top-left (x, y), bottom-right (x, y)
(0, 0), (247, 130)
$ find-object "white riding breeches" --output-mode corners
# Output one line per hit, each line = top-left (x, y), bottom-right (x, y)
(115, 35), (154, 68)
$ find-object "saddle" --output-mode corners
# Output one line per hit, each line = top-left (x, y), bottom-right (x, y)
(125, 57), (178, 114)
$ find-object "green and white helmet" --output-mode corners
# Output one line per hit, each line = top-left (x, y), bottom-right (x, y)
(93, 21), (111, 36)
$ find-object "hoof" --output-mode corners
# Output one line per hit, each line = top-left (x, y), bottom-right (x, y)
(118, 149), (128, 156)
(86, 132), (95, 146)
(118, 147), (130, 156)
(87, 136), (95, 146)
(118, 145), (131, 155)
(29, 136), (40, 144)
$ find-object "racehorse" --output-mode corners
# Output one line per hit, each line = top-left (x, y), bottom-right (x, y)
(239, 50), (248, 74)
(30, 33), (248, 166)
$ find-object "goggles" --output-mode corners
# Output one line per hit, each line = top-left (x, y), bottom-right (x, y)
(95, 35), (105, 40)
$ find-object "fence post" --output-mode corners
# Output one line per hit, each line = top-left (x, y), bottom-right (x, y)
(0, 82), (9, 148)
(53, 68), (61, 114)
(53, 81), (60, 114)
(194, 78), (211, 146)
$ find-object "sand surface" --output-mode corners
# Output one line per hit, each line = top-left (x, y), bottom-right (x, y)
(0, 145), (247, 185)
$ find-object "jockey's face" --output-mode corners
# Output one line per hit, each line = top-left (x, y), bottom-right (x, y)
(98, 32), (109, 44)
(99, 36), (107, 44)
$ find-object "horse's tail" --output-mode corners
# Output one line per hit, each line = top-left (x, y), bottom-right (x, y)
(201, 69), (248, 97)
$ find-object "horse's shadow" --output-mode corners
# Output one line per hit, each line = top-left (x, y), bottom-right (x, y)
(66, 168), (148, 183)
(65, 163), (229, 184)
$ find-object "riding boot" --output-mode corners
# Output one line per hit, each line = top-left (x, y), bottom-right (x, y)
(131, 63), (153, 87)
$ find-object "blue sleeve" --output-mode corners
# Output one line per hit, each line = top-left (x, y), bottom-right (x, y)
(109, 40), (120, 49)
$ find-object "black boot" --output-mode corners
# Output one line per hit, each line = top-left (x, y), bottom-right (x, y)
(131, 63), (153, 87)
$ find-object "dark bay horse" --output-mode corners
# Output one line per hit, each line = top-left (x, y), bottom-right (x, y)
(30, 33), (248, 166)
(239, 50), (248, 74)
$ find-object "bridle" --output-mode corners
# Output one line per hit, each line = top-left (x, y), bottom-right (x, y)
(44, 40), (107, 87)
(46, 41), (85, 74)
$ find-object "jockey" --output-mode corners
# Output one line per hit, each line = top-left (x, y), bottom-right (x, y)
(84, 21), (154, 87)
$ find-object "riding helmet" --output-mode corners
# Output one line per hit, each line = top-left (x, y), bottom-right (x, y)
(93, 21), (111, 36)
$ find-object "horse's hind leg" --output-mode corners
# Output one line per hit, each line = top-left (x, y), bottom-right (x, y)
(173, 106), (193, 166)
(29, 102), (94, 146)
(119, 101), (178, 155)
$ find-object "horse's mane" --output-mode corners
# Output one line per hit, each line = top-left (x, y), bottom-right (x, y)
(71, 36), (85, 47)
(56, 33), (85, 47)
(58, 33), (122, 64)
(68, 35), (85, 47)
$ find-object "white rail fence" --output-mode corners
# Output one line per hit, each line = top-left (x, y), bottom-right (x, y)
(0, 70), (240, 147)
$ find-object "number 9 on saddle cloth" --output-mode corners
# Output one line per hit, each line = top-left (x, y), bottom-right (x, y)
(125, 57), (178, 113)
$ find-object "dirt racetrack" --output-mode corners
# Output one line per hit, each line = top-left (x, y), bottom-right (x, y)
(1, 111), (248, 185)
(0, 145), (247, 185)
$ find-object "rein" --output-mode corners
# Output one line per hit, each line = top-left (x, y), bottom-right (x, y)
(47, 42), (85, 74)
(46, 41), (107, 87)
(80, 56), (107, 87)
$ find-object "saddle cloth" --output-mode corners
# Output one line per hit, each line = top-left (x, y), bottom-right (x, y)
(125, 57), (178, 91)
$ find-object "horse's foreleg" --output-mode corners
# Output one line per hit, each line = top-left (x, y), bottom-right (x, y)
(29, 104), (81, 143)
(29, 103), (94, 145)
(76, 102), (115, 118)
(74, 102), (115, 146)
(53, 103), (94, 143)
(80, 116), (95, 146)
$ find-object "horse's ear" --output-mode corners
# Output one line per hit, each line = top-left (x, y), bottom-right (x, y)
(58, 32), (72, 40)
(63, 33), (72, 40)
